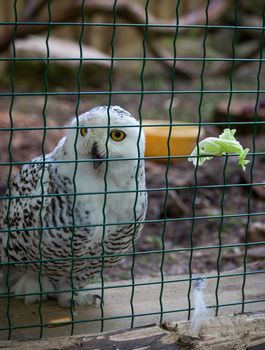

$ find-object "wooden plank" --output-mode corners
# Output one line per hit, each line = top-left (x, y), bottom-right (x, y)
(0, 324), (179, 350)
(1, 312), (265, 350)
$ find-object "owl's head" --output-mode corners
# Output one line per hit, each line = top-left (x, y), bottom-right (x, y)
(65, 106), (145, 169)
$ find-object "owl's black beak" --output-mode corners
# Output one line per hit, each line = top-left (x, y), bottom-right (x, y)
(92, 142), (104, 169)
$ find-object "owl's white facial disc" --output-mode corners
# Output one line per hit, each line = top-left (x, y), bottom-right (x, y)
(66, 106), (145, 170)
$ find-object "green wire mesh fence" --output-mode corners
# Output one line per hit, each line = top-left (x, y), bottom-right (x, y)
(0, 0), (265, 341)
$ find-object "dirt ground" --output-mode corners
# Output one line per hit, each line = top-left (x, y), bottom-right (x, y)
(0, 60), (264, 282)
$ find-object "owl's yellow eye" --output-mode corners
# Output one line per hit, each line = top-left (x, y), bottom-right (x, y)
(110, 130), (126, 142)
(80, 127), (88, 137)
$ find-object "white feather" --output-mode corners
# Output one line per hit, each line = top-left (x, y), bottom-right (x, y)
(190, 277), (210, 336)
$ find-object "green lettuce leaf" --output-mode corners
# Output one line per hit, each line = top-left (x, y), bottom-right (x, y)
(188, 129), (250, 171)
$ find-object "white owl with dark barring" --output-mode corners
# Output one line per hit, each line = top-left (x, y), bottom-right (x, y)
(0, 106), (147, 307)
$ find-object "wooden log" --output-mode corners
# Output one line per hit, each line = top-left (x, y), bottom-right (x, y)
(5, 35), (111, 88)
(165, 311), (265, 350)
(213, 99), (265, 134)
(1, 312), (265, 349)
(0, 325), (178, 350)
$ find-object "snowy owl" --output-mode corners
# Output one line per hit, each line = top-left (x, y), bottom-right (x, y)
(0, 106), (147, 307)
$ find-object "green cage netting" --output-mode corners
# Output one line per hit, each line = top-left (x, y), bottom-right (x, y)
(0, 0), (264, 340)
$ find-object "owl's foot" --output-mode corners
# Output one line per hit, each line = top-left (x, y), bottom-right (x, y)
(10, 271), (55, 304)
(56, 284), (101, 307)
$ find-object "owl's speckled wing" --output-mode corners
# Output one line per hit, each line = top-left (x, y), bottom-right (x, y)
(0, 157), (52, 263)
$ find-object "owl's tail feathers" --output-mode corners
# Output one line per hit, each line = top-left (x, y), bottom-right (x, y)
(1, 268), (55, 304)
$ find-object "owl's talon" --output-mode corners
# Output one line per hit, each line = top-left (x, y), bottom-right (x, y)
(93, 294), (102, 304)
(56, 285), (101, 307)
(8, 271), (55, 304)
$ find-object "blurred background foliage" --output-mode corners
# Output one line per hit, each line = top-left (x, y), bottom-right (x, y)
(0, 0), (264, 120)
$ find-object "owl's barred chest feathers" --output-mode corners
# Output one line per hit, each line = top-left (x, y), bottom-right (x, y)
(9, 153), (146, 280)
